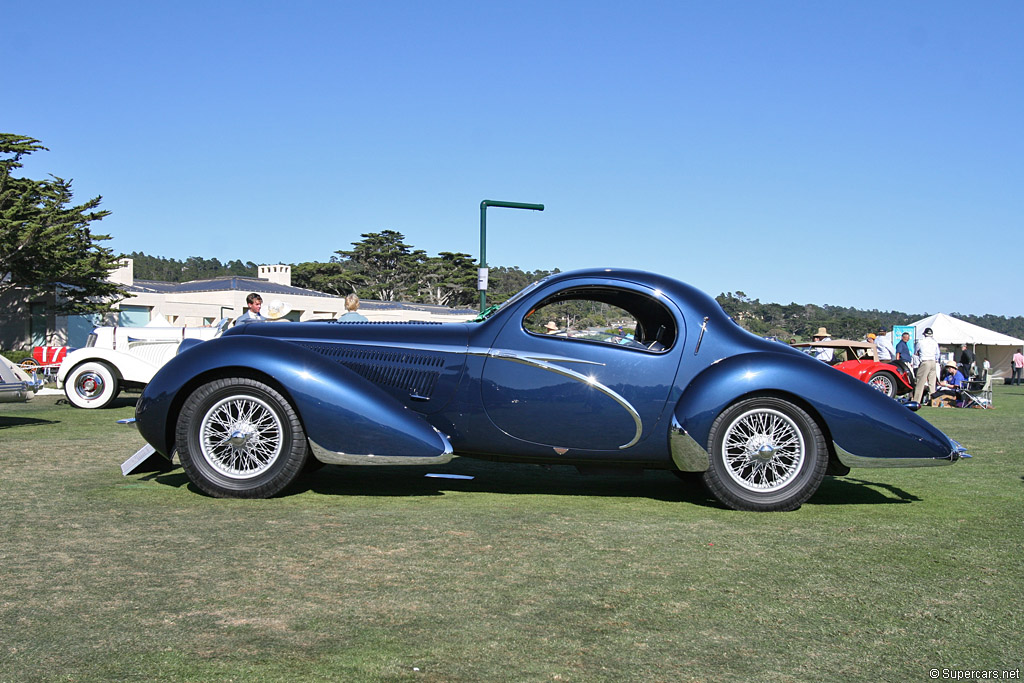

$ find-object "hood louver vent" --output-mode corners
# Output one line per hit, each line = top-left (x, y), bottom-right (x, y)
(301, 343), (444, 398)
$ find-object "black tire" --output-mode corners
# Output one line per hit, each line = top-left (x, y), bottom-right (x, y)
(64, 361), (121, 409)
(176, 377), (309, 498)
(868, 370), (898, 398)
(701, 396), (828, 512)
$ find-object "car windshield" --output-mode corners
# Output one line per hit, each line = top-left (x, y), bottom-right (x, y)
(473, 275), (553, 322)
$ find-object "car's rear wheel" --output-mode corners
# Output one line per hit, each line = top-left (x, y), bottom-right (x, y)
(176, 377), (309, 498)
(65, 361), (120, 409)
(868, 370), (898, 398)
(702, 396), (828, 511)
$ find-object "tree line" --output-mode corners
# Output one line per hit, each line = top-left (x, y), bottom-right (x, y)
(133, 230), (558, 308)
(716, 291), (1024, 342)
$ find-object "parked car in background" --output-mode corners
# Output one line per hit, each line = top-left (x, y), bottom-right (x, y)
(1, 356), (44, 402)
(18, 345), (69, 377)
(792, 338), (915, 398)
(128, 268), (966, 512)
(57, 320), (228, 408)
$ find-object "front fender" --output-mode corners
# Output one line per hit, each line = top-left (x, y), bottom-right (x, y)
(56, 347), (160, 387)
(135, 335), (451, 463)
(673, 352), (955, 464)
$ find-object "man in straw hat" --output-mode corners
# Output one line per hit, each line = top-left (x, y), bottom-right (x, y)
(811, 326), (833, 363)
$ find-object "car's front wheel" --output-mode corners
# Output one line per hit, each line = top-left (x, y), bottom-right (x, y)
(176, 377), (309, 498)
(702, 396), (828, 511)
(65, 361), (120, 409)
(868, 370), (898, 397)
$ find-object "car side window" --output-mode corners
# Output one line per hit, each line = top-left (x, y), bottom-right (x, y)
(523, 286), (676, 352)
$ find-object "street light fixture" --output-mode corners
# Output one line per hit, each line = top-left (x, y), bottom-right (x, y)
(478, 199), (544, 311)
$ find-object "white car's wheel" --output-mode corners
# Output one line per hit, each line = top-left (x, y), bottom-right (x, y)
(64, 362), (120, 409)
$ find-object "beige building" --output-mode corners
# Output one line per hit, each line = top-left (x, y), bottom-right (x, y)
(0, 259), (477, 350)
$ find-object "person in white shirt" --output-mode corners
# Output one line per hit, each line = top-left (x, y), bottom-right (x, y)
(874, 328), (896, 362)
(812, 327), (834, 363)
(913, 327), (941, 404)
(236, 293), (266, 324)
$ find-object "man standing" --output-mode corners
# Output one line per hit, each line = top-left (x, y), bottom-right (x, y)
(958, 344), (976, 379)
(913, 327), (941, 404)
(895, 332), (913, 372)
(1013, 349), (1024, 386)
(874, 328), (896, 362)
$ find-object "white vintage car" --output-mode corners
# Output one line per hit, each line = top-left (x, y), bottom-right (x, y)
(57, 320), (228, 408)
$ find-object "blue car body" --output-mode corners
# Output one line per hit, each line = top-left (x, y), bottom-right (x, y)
(132, 268), (964, 510)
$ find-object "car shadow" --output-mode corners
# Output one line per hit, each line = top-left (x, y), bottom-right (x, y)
(299, 462), (718, 505)
(130, 459), (925, 508)
(105, 396), (140, 409)
(0, 416), (60, 429)
(808, 476), (921, 505)
(141, 463), (923, 510)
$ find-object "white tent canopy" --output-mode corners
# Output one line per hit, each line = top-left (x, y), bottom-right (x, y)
(908, 313), (1024, 378)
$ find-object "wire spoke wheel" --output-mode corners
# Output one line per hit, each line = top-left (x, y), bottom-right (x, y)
(177, 378), (309, 498)
(702, 396), (827, 511)
(721, 408), (805, 492)
(199, 395), (284, 479)
(868, 371), (897, 398)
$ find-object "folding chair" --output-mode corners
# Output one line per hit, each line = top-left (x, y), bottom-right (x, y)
(965, 372), (994, 407)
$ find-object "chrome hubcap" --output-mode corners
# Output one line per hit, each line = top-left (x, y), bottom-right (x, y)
(75, 372), (104, 400)
(199, 395), (284, 479)
(722, 408), (805, 492)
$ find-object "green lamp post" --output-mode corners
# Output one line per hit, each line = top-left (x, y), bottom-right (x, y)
(478, 200), (545, 311)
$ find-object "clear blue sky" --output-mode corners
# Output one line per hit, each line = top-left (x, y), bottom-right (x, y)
(6, 1), (1022, 316)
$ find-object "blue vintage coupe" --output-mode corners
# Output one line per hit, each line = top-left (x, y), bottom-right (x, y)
(130, 268), (966, 511)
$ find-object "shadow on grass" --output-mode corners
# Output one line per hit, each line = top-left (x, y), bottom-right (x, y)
(131, 458), (926, 509)
(102, 396), (140, 410)
(300, 463), (716, 505)
(809, 476), (921, 505)
(0, 415), (60, 429)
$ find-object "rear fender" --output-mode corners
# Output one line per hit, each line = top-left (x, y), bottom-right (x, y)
(136, 335), (451, 464)
(672, 352), (954, 466)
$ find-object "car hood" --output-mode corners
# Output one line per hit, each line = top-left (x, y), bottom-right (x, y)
(226, 320), (473, 414)
(225, 319), (472, 350)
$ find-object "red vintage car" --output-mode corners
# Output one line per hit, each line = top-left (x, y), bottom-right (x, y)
(18, 346), (70, 379)
(792, 339), (914, 398)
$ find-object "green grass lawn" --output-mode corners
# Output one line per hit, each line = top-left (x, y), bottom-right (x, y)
(2, 388), (1022, 682)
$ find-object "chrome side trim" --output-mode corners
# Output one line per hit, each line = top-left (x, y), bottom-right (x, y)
(834, 441), (963, 468)
(669, 416), (709, 472)
(309, 431), (454, 466)
(127, 338), (180, 346)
